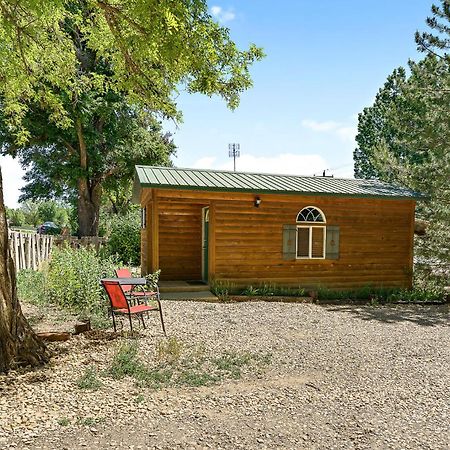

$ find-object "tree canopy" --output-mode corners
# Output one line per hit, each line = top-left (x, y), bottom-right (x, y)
(0, 0), (264, 141)
(354, 1), (450, 288)
(0, 0), (263, 236)
(0, 0), (263, 372)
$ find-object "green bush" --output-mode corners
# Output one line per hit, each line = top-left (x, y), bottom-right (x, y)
(46, 246), (117, 314)
(17, 269), (48, 305)
(103, 211), (140, 266)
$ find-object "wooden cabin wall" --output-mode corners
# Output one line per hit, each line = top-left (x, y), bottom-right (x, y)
(213, 195), (415, 289)
(142, 188), (415, 289)
(157, 200), (204, 280)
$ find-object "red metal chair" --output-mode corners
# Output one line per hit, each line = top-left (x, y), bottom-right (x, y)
(101, 280), (166, 335)
(115, 268), (158, 301)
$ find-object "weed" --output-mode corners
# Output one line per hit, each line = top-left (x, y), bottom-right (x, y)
(89, 314), (111, 330)
(17, 269), (48, 305)
(242, 285), (260, 296)
(214, 352), (253, 379)
(77, 366), (102, 390)
(57, 417), (70, 426)
(209, 279), (237, 300)
(135, 394), (145, 404)
(135, 369), (173, 388)
(76, 416), (105, 426)
(241, 283), (306, 297)
(156, 337), (183, 364)
(107, 340), (271, 389)
(108, 341), (144, 379)
(177, 371), (218, 387)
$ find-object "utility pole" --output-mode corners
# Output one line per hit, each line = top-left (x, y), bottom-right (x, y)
(228, 143), (240, 172)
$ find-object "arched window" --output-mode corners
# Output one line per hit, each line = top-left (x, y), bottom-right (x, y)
(296, 207), (326, 259)
(296, 206), (326, 223)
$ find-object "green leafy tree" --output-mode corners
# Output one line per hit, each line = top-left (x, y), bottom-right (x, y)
(20, 201), (41, 227)
(3, 100), (176, 235)
(5, 207), (25, 227)
(0, 0), (263, 372)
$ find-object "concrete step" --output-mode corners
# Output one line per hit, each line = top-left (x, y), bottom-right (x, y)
(158, 281), (210, 293)
(160, 290), (218, 301)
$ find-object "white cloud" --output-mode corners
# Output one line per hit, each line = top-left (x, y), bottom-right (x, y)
(301, 120), (340, 132)
(192, 156), (217, 169)
(301, 119), (357, 143)
(0, 156), (26, 208)
(191, 153), (328, 177)
(336, 126), (357, 143)
(210, 5), (235, 23)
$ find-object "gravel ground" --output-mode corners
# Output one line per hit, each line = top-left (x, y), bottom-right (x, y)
(0, 300), (449, 449)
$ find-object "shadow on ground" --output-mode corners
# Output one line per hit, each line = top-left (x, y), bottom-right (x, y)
(324, 303), (449, 327)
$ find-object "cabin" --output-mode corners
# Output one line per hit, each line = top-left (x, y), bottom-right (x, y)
(132, 165), (420, 290)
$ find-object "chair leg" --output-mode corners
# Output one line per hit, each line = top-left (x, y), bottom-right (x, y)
(157, 300), (166, 336)
(112, 312), (117, 333)
(140, 313), (146, 329)
(128, 312), (133, 332)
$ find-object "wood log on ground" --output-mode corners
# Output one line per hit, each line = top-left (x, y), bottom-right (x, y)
(74, 320), (91, 335)
(36, 332), (71, 342)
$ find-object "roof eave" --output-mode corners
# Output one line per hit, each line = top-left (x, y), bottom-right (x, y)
(136, 182), (421, 201)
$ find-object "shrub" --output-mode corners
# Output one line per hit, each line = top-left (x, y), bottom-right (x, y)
(17, 269), (48, 305)
(102, 211), (140, 266)
(242, 283), (306, 297)
(47, 246), (117, 314)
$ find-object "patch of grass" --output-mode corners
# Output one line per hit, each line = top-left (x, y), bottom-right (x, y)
(317, 286), (397, 302)
(177, 370), (218, 387)
(76, 416), (106, 426)
(107, 340), (271, 390)
(76, 366), (102, 390)
(108, 341), (145, 379)
(57, 417), (70, 426)
(213, 351), (271, 380)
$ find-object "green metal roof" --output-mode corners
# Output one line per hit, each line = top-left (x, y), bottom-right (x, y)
(133, 165), (422, 201)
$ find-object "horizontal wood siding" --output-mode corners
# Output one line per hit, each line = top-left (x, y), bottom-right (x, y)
(142, 189), (415, 288)
(158, 200), (204, 280)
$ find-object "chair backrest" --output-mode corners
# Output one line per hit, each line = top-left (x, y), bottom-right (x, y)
(102, 280), (129, 310)
(115, 268), (132, 292)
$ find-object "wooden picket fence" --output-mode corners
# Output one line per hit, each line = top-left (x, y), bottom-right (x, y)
(53, 235), (106, 252)
(8, 231), (53, 271)
(8, 231), (108, 272)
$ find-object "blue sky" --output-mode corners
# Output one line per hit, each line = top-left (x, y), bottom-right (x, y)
(1, 0), (433, 207)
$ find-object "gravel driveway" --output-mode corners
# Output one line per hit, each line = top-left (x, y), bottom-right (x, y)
(1, 301), (449, 449)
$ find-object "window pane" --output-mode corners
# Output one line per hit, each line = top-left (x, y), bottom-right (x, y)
(311, 227), (324, 258)
(297, 227), (310, 257)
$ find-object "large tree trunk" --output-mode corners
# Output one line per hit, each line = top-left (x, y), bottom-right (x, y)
(77, 178), (102, 237)
(76, 117), (102, 237)
(0, 168), (48, 373)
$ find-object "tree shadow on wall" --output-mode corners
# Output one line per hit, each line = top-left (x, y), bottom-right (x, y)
(324, 303), (449, 327)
